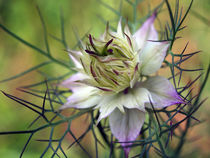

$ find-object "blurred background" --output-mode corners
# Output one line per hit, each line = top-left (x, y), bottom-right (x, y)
(0, 0), (209, 157)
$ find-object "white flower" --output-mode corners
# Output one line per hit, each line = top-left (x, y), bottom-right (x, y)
(60, 13), (183, 157)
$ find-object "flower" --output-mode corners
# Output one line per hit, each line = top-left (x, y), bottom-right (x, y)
(60, 12), (183, 157)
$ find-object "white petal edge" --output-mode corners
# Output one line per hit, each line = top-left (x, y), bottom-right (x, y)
(60, 72), (89, 91)
(122, 87), (151, 111)
(60, 95), (101, 110)
(139, 41), (169, 75)
(140, 76), (184, 109)
(60, 85), (100, 110)
(133, 12), (158, 51)
(96, 94), (124, 123)
(109, 108), (145, 157)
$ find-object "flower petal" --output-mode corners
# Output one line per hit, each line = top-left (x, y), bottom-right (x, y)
(96, 87), (152, 123)
(60, 85), (100, 109)
(109, 108), (145, 157)
(133, 12), (158, 51)
(122, 87), (150, 111)
(140, 76), (184, 108)
(96, 94), (124, 123)
(61, 95), (101, 110)
(139, 41), (169, 75)
(60, 73), (89, 91)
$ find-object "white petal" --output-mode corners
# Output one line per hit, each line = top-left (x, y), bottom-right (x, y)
(60, 85), (100, 109)
(67, 86), (98, 103)
(133, 12), (158, 51)
(60, 73), (89, 90)
(96, 87), (151, 123)
(109, 108), (145, 157)
(61, 95), (101, 109)
(96, 94), (124, 123)
(139, 41), (169, 75)
(122, 88), (150, 111)
(140, 76), (184, 108)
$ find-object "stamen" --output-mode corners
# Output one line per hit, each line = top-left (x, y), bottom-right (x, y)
(123, 61), (129, 68)
(90, 62), (98, 81)
(124, 33), (132, 47)
(110, 78), (119, 86)
(113, 69), (119, 75)
(89, 34), (98, 52)
(85, 49), (96, 55)
(101, 39), (113, 56)
(97, 66), (119, 86)
(134, 63), (139, 72)
(93, 56), (120, 63)
(89, 34), (94, 47)
(97, 87), (112, 92)
(79, 58), (87, 73)
(105, 39), (113, 48)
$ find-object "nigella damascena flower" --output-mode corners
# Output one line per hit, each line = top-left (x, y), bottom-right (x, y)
(61, 13), (183, 157)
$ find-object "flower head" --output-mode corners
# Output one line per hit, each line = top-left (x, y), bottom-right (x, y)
(61, 12), (183, 157)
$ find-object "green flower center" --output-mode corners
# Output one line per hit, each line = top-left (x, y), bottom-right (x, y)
(80, 34), (139, 93)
